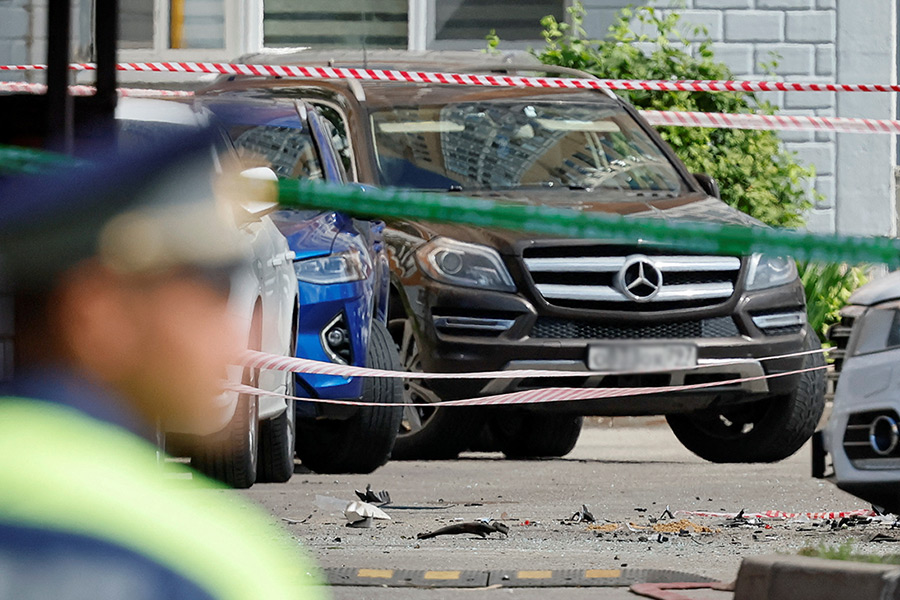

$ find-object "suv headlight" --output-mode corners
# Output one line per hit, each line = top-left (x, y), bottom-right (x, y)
(745, 253), (798, 290)
(293, 249), (370, 284)
(416, 238), (516, 292)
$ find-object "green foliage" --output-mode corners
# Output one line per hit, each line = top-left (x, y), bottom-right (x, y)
(799, 261), (867, 342)
(799, 543), (900, 565)
(532, 2), (813, 228)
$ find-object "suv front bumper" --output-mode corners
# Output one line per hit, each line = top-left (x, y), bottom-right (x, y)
(405, 279), (810, 415)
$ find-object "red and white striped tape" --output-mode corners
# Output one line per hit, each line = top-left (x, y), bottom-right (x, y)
(0, 81), (193, 97)
(675, 509), (879, 520)
(227, 363), (829, 408)
(641, 110), (900, 135)
(1, 61), (899, 94)
(240, 346), (828, 380)
(4, 80), (898, 135)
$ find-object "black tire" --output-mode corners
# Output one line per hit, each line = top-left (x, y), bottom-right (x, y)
(295, 320), (402, 474)
(666, 330), (826, 463)
(191, 391), (259, 488)
(191, 306), (262, 488)
(257, 395), (295, 483)
(388, 318), (481, 460)
(490, 413), (584, 458)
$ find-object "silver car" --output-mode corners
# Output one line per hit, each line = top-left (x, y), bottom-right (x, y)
(815, 270), (900, 511)
(115, 98), (299, 488)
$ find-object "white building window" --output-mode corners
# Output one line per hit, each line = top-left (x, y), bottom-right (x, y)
(117, 0), (245, 60)
(262, 0), (409, 49)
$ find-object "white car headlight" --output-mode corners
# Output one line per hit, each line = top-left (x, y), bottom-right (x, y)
(745, 253), (798, 291)
(293, 250), (370, 284)
(416, 237), (516, 292)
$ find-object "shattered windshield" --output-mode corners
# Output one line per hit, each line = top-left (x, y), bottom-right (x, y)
(370, 101), (684, 193)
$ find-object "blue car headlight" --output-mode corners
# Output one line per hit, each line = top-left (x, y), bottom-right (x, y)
(745, 253), (798, 291)
(293, 249), (370, 284)
(416, 237), (516, 292)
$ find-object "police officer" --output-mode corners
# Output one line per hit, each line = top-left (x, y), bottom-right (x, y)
(0, 132), (326, 600)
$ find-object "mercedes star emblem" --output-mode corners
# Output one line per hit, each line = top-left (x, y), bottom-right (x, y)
(616, 255), (663, 302)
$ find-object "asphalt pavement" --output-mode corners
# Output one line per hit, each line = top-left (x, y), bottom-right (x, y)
(242, 419), (895, 599)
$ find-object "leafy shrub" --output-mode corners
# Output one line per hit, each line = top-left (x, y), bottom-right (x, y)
(531, 3), (813, 227)
(798, 261), (867, 342)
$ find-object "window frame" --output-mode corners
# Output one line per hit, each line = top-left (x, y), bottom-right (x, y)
(117, 0), (259, 62)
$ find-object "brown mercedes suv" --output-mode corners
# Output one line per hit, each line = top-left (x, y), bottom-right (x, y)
(198, 50), (825, 463)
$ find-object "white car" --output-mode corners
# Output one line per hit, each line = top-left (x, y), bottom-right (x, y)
(115, 98), (299, 488)
(814, 270), (900, 511)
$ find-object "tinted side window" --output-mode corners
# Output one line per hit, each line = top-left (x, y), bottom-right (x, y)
(312, 104), (355, 180)
(229, 125), (324, 181)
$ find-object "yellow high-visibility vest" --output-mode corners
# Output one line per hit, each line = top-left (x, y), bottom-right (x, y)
(0, 397), (327, 600)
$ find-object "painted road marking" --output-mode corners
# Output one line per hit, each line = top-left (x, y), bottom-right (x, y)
(585, 569), (622, 578)
(423, 571), (461, 580)
(356, 569), (394, 579)
(517, 570), (554, 579)
(325, 567), (715, 588)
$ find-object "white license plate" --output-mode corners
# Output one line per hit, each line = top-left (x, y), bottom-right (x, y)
(588, 344), (697, 372)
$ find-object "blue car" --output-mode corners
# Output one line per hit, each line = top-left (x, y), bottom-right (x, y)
(198, 92), (402, 474)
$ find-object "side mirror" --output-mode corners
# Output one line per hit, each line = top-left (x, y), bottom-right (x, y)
(237, 167), (280, 219)
(693, 173), (721, 199)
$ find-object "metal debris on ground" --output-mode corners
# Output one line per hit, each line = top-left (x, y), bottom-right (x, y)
(417, 521), (510, 540)
(571, 504), (595, 523)
(355, 484), (391, 505)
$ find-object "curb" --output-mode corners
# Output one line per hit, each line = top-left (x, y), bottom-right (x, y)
(734, 555), (900, 600)
(324, 567), (715, 588)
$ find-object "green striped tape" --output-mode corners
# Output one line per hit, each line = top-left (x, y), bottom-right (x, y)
(277, 179), (899, 266)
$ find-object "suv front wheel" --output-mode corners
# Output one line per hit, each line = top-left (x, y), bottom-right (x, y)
(666, 330), (826, 463)
(389, 318), (480, 460)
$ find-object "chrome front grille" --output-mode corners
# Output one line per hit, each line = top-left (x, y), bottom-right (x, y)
(523, 247), (741, 311)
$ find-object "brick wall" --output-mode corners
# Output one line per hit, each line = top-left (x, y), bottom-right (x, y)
(0, 0), (29, 81)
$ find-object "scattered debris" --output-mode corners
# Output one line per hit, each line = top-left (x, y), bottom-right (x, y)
(354, 484), (391, 505)
(417, 521), (510, 540)
(315, 495), (353, 514)
(280, 514), (312, 525)
(652, 519), (717, 534)
(571, 504), (595, 523)
(659, 506), (675, 520)
(588, 523), (619, 533)
(344, 501), (391, 528)
(869, 533), (900, 543)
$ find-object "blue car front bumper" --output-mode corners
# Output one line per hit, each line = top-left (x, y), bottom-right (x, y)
(293, 278), (374, 418)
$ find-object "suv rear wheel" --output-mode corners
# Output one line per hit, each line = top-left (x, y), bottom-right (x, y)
(490, 413), (583, 459)
(389, 318), (480, 460)
(666, 330), (826, 463)
(295, 320), (402, 473)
